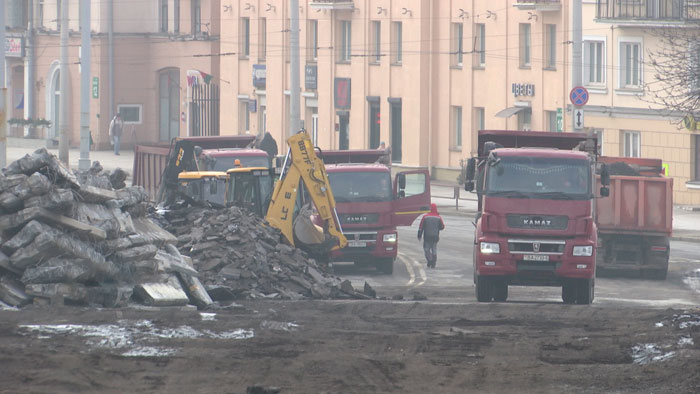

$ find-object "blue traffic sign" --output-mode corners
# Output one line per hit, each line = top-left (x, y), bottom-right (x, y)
(570, 86), (589, 106)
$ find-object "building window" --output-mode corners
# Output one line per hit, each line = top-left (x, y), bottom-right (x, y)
(584, 39), (605, 85)
(620, 40), (642, 88)
(117, 104), (143, 124)
(38, 0), (44, 28)
(240, 17), (250, 58)
(452, 23), (464, 67)
(338, 20), (352, 62)
(392, 22), (402, 64)
(452, 106), (463, 148)
(259, 18), (267, 61)
(174, 0), (180, 33)
(519, 23), (531, 68)
(474, 23), (485, 67)
(546, 110), (558, 132)
(308, 20), (318, 61)
(518, 107), (532, 131)
(191, 0), (201, 34)
(694, 135), (700, 181)
(544, 24), (556, 69)
(160, 0), (168, 32)
(56, 0), (61, 30)
(239, 100), (250, 134)
(592, 128), (604, 155)
(372, 21), (381, 63)
(474, 107), (485, 133)
(622, 130), (640, 158)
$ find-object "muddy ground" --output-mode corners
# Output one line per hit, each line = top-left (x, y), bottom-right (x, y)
(0, 299), (698, 394)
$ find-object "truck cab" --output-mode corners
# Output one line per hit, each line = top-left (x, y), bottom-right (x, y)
(466, 130), (608, 304)
(322, 150), (431, 274)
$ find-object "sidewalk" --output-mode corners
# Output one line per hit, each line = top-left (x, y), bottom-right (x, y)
(4, 144), (700, 243)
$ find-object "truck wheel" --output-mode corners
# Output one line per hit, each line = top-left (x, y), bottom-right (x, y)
(377, 258), (394, 275)
(493, 281), (508, 302)
(475, 275), (493, 302)
(575, 278), (594, 305)
(562, 283), (576, 304)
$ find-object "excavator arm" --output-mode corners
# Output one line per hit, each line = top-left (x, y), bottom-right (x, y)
(266, 131), (347, 254)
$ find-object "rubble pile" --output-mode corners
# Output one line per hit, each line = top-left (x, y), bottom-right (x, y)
(0, 148), (212, 309)
(153, 205), (374, 300)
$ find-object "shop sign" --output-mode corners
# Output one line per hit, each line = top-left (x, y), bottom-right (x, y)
(305, 65), (317, 90)
(512, 83), (535, 97)
(5, 37), (23, 57)
(253, 64), (266, 88)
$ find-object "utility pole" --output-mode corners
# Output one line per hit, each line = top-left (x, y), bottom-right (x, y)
(79, 0), (91, 170)
(572, 0), (582, 131)
(0, 0), (6, 169)
(289, 0), (301, 137)
(58, 0), (69, 164)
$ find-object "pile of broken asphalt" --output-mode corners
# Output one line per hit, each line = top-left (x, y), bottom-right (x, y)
(0, 148), (375, 310)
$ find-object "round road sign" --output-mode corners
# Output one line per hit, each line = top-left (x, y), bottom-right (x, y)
(570, 86), (589, 106)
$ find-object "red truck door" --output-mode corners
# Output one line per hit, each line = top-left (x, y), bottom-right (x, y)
(393, 170), (431, 226)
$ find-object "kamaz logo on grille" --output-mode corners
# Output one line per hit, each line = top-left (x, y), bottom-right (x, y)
(523, 218), (552, 227)
(345, 215), (368, 223)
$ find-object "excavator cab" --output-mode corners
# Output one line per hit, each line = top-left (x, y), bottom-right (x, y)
(177, 171), (228, 207)
(225, 167), (274, 216)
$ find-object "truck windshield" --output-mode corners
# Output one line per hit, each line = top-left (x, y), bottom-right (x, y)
(485, 156), (591, 200)
(211, 156), (270, 171)
(328, 171), (393, 203)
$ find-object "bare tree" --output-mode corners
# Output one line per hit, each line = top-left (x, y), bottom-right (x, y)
(645, 26), (700, 123)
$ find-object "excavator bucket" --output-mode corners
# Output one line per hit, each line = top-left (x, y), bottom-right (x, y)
(292, 204), (342, 259)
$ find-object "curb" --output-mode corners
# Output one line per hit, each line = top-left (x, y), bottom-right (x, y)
(671, 236), (700, 244)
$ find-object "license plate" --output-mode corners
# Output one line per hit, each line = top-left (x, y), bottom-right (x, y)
(348, 240), (367, 248)
(523, 254), (550, 262)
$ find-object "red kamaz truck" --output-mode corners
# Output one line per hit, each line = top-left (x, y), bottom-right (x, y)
(320, 150), (431, 274)
(464, 130), (610, 304)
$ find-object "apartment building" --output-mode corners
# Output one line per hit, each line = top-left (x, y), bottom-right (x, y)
(7, 0), (220, 149)
(583, 0), (700, 204)
(220, 0), (573, 178)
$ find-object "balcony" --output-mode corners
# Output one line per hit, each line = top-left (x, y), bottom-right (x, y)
(513, 0), (562, 12)
(596, 0), (700, 24)
(309, 0), (355, 11)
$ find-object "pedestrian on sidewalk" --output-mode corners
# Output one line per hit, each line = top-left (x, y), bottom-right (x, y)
(417, 203), (445, 269)
(109, 113), (124, 155)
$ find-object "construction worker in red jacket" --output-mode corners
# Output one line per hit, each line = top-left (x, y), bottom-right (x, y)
(417, 203), (445, 269)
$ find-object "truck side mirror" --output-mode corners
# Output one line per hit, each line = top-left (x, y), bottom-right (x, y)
(600, 186), (610, 197)
(398, 173), (406, 190)
(600, 164), (610, 186)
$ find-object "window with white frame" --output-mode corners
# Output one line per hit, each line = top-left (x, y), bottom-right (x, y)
(160, 0), (168, 32)
(584, 39), (605, 85)
(519, 23), (531, 67)
(392, 22), (403, 64)
(452, 23), (464, 67)
(307, 20), (318, 61)
(620, 40), (642, 88)
(372, 21), (381, 63)
(117, 104), (143, 124)
(240, 17), (250, 58)
(259, 18), (267, 61)
(622, 130), (640, 158)
(474, 107), (485, 133)
(174, 0), (180, 33)
(694, 135), (700, 181)
(544, 24), (556, 69)
(239, 100), (250, 134)
(337, 20), (352, 62)
(452, 106), (463, 148)
(191, 0), (201, 34)
(475, 23), (486, 67)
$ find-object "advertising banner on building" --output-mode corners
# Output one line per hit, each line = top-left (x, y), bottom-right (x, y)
(5, 37), (23, 57)
(334, 78), (351, 109)
(253, 65), (266, 89)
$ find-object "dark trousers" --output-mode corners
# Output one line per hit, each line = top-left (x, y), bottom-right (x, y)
(423, 240), (438, 265)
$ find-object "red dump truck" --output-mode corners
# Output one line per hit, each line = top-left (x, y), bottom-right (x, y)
(320, 150), (432, 274)
(464, 130), (609, 304)
(132, 135), (269, 200)
(595, 156), (673, 279)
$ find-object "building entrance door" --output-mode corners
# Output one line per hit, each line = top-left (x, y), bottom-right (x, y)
(339, 113), (349, 150)
(369, 102), (380, 149)
(390, 102), (402, 162)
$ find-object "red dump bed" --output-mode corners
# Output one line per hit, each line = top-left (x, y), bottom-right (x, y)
(595, 156), (673, 236)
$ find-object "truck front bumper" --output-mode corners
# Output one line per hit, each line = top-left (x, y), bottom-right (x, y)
(331, 229), (398, 262)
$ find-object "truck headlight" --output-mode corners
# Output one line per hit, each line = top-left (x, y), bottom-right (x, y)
(573, 246), (593, 257)
(383, 233), (397, 243)
(480, 242), (500, 254)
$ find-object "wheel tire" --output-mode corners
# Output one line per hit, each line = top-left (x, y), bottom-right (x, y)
(475, 275), (493, 302)
(377, 258), (394, 275)
(493, 281), (508, 302)
(575, 278), (594, 305)
(562, 283), (576, 304)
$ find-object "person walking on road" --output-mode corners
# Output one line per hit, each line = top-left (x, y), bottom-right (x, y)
(417, 203), (445, 269)
(109, 113), (124, 155)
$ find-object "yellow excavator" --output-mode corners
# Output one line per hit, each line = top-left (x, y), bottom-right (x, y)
(225, 130), (347, 257)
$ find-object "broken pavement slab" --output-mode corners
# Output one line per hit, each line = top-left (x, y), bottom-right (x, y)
(24, 283), (88, 304)
(134, 276), (190, 306)
(0, 277), (32, 307)
(0, 206), (107, 240)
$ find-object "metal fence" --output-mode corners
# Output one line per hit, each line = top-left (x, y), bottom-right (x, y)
(597, 0), (700, 21)
(190, 83), (220, 137)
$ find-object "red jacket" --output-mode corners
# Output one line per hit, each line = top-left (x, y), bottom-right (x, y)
(418, 203), (445, 242)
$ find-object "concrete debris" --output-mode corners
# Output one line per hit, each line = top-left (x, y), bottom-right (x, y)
(25, 283), (88, 304)
(153, 205), (372, 301)
(0, 277), (31, 307)
(134, 276), (190, 306)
